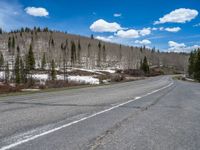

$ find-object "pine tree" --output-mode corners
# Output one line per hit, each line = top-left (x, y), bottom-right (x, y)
(102, 45), (106, 62)
(8, 37), (12, 52)
(91, 34), (94, 39)
(51, 39), (55, 47)
(5, 62), (10, 83)
(14, 49), (21, 84)
(0, 28), (2, 34)
(141, 56), (150, 74)
(51, 59), (56, 80)
(71, 41), (76, 66)
(27, 44), (35, 71)
(20, 58), (26, 83)
(0, 51), (4, 69)
(12, 36), (15, 50)
(41, 53), (46, 70)
(188, 51), (196, 77)
(194, 49), (200, 81)
(77, 40), (81, 63)
(97, 42), (101, 67)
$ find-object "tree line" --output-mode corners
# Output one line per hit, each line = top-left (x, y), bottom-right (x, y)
(188, 48), (200, 81)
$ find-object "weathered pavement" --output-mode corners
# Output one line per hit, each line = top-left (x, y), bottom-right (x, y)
(0, 76), (200, 150)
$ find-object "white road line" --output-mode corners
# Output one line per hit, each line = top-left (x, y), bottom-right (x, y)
(0, 82), (174, 150)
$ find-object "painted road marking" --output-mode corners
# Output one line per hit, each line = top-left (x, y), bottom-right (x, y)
(0, 82), (174, 150)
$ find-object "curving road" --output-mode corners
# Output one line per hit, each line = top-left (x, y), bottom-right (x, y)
(0, 76), (200, 150)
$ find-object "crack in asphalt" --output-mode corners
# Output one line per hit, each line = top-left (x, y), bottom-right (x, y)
(85, 85), (175, 150)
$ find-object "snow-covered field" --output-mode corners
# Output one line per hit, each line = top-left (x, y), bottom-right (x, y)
(70, 67), (116, 74)
(0, 67), (116, 85)
(32, 74), (100, 85)
(0, 71), (5, 80)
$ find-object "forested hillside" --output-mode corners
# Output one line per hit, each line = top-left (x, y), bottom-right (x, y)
(0, 27), (189, 71)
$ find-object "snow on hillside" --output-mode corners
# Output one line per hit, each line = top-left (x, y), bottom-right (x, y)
(68, 76), (99, 85)
(0, 72), (5, 80)
(31, 74), (100, 85)
(70, 67), (116, 74)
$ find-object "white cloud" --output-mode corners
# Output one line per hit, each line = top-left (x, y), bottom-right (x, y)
(114, 13), (122, 17)
(95, 36), (114, 42)
(151, 27), (181, 32)
(165, 27), (181, 32)
(194, 23), (200, 27)
(154, 8), (198, 24)
(116, 29), (139, 38)
(168, 41), (200, 52)
(168, 41), (186, 48)
(139, 28), (151, 36)
(135, 39), (151, 45)
(152, 27), (158, 31)
(25, 7), (49, 17)
(90, 19), (122, 32)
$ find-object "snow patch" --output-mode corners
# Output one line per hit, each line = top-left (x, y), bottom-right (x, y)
(0, 71), (5, 79)
(31, 74), (100, 85)
(68, 76), (100, 85)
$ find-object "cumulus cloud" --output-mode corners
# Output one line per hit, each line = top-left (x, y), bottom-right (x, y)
(116, 29), (139, 38)
(25, 7), (49, 17)
(95, 36), (114, 42)
(168, 41), (200, 52)
(115, 27), (152, 39)
(168, 41), (186, 48)
(114, 13), (122, 17)
(135, 39), (151, 45)
(165, 27), (181, 32)
(139, 28), (151, 36)
(154, 8), (198, 24)
(90, 19), (122, 32)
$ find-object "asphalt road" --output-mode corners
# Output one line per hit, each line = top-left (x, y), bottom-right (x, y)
(0, 76), (200, 150)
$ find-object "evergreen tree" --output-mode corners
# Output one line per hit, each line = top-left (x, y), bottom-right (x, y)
(140, 59), (143, 70)
(14, 49), (20, 84)
(51, 39), (55, 47)
(97, 42), (101, 67)
(71, 41), (76, 66)
(188, 51), (196, 77)
(8, 37), (11, 52)
(0, 28), (2, 34)
(12, 36), (15, 50)
(5, 62), (10, 83)
(0, 51), (4, 69)
(41, 52), (46, 70)
(20, 58), (26, 83)
(27, 44), (35, 71)
(21, 27), (24, 32)
(77, 40), (81, 63)
(141, 56), (150, 74)
(51, 59), (56, 80)
(102, 45), (106, 62)
(91, 34), (94, 39)
(194, 49), (200, 81)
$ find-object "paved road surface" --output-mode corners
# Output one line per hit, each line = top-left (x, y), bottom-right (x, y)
(0, 76), (200, 150)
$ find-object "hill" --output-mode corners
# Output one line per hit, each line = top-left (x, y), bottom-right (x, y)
(0, 27), (189, 71)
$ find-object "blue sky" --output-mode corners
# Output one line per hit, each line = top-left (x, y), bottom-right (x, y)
(0, 0), (200, 52)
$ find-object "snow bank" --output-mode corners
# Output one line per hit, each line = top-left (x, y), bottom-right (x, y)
(31, 74), (48, 81)
(68, 76), (100, 85)
(70, 67), (116, 74)
(0, 71), (5, 79)
(31, 74), (100, 85)
(98, 69), (116, 74)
